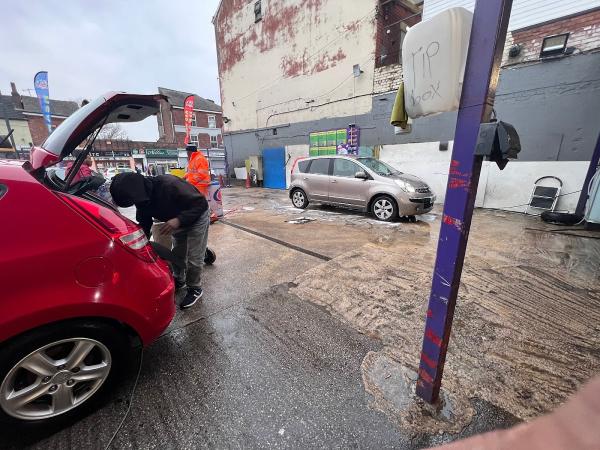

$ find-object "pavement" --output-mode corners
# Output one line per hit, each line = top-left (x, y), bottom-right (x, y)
(4, 187), (598, 449)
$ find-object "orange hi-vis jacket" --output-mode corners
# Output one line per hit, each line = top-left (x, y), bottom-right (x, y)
(185, 152), (211, 197)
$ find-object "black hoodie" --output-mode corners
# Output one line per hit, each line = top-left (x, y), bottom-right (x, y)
(110, 173), (209, 237)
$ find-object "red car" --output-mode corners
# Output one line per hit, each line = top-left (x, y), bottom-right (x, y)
(0, 93), (176, 425)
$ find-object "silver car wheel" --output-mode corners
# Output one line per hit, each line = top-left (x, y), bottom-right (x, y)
(0, 338), (111, 421)
(373, 198), (394, 220)
(292, 191), (305, 208)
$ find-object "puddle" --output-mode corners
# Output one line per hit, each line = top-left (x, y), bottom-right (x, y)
(419, 214), (438, 222)
(361, 351), (474, 436)
(286, 217), (316, 224)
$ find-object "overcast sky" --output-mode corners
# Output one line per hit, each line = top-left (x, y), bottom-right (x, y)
(0, 0), (221, 141)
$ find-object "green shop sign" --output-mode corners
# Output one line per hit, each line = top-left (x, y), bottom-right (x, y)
(145, 148), (179, 158)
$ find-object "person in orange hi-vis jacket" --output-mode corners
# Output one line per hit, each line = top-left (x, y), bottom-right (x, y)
(184, 145), (211, 197)
(184, 145), (218, 222)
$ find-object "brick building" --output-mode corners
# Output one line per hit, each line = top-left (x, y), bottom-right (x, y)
(214, 0), (600, 212)
(157, 87), (223, 149)
(502, 8), (600, 65)
(9, 82), (79, 147)
(0, 95), (32, 157)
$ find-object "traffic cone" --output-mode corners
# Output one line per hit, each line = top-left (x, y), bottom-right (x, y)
(245, 174), (251, 189)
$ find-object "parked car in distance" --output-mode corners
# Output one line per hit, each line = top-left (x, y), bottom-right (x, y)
(289, 156), (435, 221)
(105, 167), (134, 179)
(0, 93), (176, 427)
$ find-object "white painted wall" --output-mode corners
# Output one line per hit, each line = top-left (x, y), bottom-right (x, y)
(481, 161), (588, 213)
(380, 141), (453, 202)
(423, 0), (600, 31)
(381, 142), (588, 213)
(215, 0), (378, 133)
(285, 144), (309, 188)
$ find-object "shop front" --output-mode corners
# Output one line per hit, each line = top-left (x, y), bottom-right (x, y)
(90, 150), (134, 173)
(131, 148), (147, 173)
(145, 148), (180, 175)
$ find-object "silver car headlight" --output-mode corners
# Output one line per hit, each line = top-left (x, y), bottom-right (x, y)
(395, 179), (416, 193)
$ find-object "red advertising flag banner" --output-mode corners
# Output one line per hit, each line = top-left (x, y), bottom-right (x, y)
(183, 95), (195, 145)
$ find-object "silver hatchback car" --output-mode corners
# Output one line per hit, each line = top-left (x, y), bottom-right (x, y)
(289, 156), (435, 221)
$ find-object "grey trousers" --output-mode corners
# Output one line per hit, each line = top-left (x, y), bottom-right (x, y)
(171, 209), (210, 288)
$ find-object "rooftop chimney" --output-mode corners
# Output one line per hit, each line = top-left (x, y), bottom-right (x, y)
(10, 82), (22, 109)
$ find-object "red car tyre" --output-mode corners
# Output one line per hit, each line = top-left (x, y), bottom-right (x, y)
(0, 320), (131, 427)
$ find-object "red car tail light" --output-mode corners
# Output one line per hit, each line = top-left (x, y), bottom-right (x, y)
(118, 228), (157, 262)
(57, 192), (157, 262)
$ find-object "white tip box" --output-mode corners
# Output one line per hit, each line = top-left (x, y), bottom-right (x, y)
(402, 7), (473, 119)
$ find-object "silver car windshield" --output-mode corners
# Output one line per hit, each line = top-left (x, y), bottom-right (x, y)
(357, 158), (401, 176)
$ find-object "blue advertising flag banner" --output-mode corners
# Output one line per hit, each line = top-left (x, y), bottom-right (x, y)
(34, 71), (52, 133)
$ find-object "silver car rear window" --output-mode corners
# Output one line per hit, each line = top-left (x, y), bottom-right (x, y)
(297, 160), (310, 173)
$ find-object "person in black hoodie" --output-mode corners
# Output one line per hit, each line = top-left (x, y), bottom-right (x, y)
(110, 172), (210, 309)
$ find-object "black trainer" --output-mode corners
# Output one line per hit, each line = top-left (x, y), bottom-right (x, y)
(180, 287), (203, 309)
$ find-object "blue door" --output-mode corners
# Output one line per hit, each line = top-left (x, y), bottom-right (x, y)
(262, 147), (286, 189)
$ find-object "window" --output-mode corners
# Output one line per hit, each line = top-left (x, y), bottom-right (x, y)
(210, 135), (218, 148)
(357, 157), (400, 176)
(254, 0), (262, 22)
(191, 113), (197, 127)
(189, 134), (199, 145)
(333, 158), (361, 178)
(208, 115), (216, 128)
(308, 158), (330, 175)
(297, 160), (310, 173)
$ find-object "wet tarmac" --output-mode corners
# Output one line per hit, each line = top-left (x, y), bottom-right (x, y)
(3, 187), (597, 448)
(220, 188), (599, 423)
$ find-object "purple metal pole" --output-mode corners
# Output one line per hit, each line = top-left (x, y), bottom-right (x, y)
(575, 132), (600, 216)
(416, 0), (513, 404)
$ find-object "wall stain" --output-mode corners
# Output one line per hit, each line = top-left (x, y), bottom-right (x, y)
(216, 0), (333, 75)
(281, 49), (308, 78)
(343, 19), (361, 33)
(311, 48), (347, 74)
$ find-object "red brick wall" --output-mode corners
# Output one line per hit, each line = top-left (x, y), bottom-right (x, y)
(503, 9), (600, 65)
(375, 0), (421, 68)
(169, 108), (223, 128)
(27, 116), (67, 146)
(159, 99), (223, 148)
(173, 131), (222, 148)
